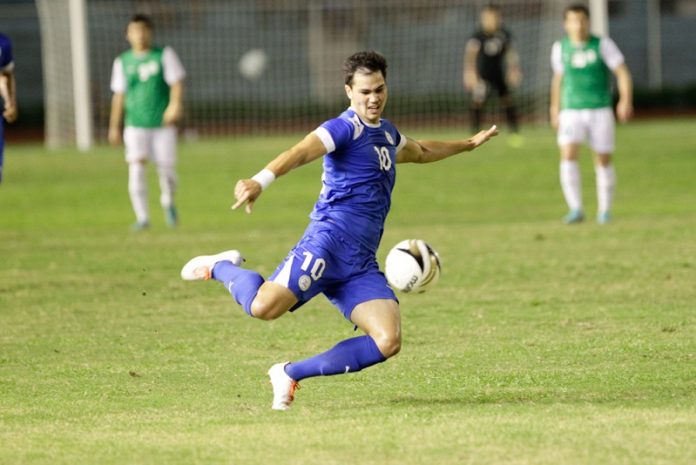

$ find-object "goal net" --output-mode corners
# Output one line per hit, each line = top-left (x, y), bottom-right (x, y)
(39, 0), (561, 142)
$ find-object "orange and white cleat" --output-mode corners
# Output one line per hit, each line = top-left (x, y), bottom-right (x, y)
(268, 362), (300, 411)
(180, 250), (244, 281)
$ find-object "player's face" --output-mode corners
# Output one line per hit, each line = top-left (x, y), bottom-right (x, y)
(481, 9), (501, 33)
(345, 70), (388, 125)
(564, 11), (590, 42)
(126, 21), (152, 52)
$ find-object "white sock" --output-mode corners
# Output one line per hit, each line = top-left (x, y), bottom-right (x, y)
(560, 160), (582, 211)
(595, 164), (616, 214)
(128, 163), (149, 223)
(157, 164), (177, 209)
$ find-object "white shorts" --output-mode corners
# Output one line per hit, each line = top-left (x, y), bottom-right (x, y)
(123, 126), (177, 166)
(557, 107), (615, 154)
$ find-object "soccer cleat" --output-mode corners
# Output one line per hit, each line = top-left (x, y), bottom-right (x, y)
(180, 250), (244, 281)
(268, 362), (300, 411)
(597, 211), (612, 225)
(131, 220), (150, 231)
(165, 205), (178, 227)
(563, 209), (585, 225)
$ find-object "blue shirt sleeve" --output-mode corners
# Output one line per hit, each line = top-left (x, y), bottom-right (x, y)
(0, 34), (13, 70)
(317, 117), (353, 153)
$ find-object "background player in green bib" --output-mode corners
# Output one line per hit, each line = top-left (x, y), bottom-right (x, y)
(109, 14), (186, 230)
(550, 4), (633, 224)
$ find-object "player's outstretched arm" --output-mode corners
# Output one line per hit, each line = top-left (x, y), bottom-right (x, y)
(396, 125), (498, 164)
(232, 132), (327, 214)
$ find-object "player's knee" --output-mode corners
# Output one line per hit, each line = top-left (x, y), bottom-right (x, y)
(250, 297), (282, 320)
(373, 332), (401, 358)
(595, 155), (612, 167)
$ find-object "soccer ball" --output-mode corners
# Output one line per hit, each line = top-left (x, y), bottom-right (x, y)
(384, 239), (441, 293)
(238, 49), (268, 80)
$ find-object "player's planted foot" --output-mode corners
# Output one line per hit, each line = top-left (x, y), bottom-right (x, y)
(180, 250), (244, 280)
(131, 220), (150, 231)
(597, 211), (611, 225)
(268, 362), (300, 411)
(165, 205), (178, 227)
(563, 209), (584, 225)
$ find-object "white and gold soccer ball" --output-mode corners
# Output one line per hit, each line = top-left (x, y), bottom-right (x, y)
(384, 239), (441, 293)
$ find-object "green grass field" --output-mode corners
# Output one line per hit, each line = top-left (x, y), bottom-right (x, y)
(1, 120), (695, 465)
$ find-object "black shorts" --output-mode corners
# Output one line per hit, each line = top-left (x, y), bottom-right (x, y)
(472, 75), (509, 104)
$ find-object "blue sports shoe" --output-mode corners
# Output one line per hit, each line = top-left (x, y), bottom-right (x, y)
(597, 211), (612, 225)
(563, 209), (584, 225)
(165, 205), (178, 227)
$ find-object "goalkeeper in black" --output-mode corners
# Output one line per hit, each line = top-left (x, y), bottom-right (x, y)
(464, 4), (522, 136)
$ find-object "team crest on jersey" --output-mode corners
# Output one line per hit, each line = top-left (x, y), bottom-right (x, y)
(384, 131), (395, 145)
(570, 49), (597, 68)
(298, 275), (312, 291)
(138, 61), (160, 82)
(349, 114), (365, 140)
(484, 37), (503, 56)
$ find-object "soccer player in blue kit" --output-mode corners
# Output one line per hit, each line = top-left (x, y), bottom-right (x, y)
(182, 51), (498, 410)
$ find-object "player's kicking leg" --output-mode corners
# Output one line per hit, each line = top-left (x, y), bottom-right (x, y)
(182, 234), (399, 410)
(181, 250), (290, 315)
(182, 249), (301, 409)
(181, 250), (244, 280)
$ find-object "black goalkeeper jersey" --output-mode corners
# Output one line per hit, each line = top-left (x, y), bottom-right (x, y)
(470, 28), (512, 82)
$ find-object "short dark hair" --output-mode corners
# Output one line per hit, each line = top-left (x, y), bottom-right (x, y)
(482, 4), (502, 13)
(343, 51), (387, 86)
(130, 13), (153, 29)
(565, 4), (590, 19)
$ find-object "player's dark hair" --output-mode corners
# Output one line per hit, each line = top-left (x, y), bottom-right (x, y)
(129, 13), (154, 30)
(565, 4), (590, 19)
(343, 51), (388, 86)
(482, 3), (501, 13)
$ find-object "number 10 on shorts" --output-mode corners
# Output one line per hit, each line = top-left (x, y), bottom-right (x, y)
(301, 251), (326, 281)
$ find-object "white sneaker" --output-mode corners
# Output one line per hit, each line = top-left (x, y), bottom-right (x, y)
(268, 362), (300, 411)
(180, 250), (244, 281)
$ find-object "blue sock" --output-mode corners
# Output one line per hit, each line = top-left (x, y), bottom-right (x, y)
(285, 335), (386, 381)
(211, 260), (264, 316)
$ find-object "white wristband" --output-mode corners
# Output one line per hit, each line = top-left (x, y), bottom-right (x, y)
(251, 168), (276, 191)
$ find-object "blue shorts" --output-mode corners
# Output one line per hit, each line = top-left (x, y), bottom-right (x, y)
(269, 223), (397, 320)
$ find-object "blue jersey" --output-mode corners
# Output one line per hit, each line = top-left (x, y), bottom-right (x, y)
(0, 34), (13, 71)
(311, 108), (407, 254)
